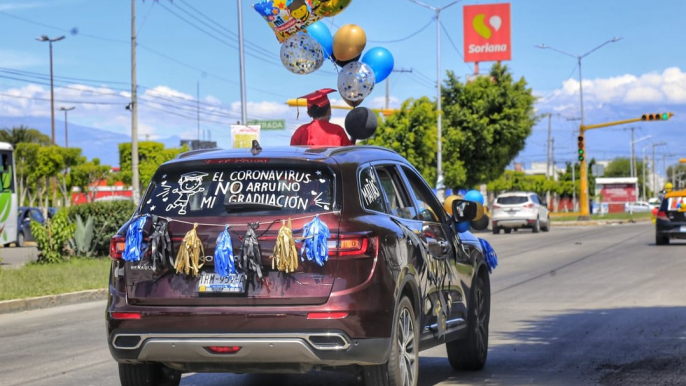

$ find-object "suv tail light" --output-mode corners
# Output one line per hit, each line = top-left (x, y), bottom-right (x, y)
(110, 236), (126, 260)
(328, 234), (378, 257)
(493, 204), (501, 210)
(524, 203), (535, 208)
(657, 211), (669, 221)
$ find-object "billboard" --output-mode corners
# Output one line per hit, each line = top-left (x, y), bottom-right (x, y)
(231, 125), (260, 149)
(463, 3), (511, 63)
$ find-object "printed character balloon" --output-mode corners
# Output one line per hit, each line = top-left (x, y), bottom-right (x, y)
(253, 0), (320, 43)
(280, 33), (324, 74)
(337, 61), (375, 104)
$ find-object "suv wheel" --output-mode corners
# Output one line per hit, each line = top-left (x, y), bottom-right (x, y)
(656, 233), (669, 245)
(446, 275), (490, 371)
(541, 216), (551, 232)
(532, 218), (540, 233)
(503, 228), (512, 234)
(363, 296), (418, 386)
(492, 226), (499, 235)
(16, 232), (24, 247)
(118, 363), (181, 386)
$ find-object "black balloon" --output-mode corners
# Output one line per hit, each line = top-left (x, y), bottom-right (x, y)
(331, 53), (361, 68)
(470, 214), (489, 231)
(345, 107), (378, 141)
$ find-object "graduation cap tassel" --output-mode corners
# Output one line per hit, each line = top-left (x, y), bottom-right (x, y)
(148, 215), (173, 272)
(301, 215), (330, 267)
(123, 215), (148, 262)
(272, 219), (298, 273)
(240, 224), (263, 285)
(214, 225), (236, 277)
(479, 238), (499, 273)
(174, 223), (205, 277)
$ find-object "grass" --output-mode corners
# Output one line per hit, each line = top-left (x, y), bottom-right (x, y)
(551, 211), (653, 222)
(0, 258), (111, 301)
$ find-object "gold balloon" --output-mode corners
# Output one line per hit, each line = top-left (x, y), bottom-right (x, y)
(314, 0), (353, 17)
(473, 203), (485, 221)
(333, 24), (366, 62)
(443, 195), (462, 216)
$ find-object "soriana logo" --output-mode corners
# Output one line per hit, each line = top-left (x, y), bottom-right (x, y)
(463, 3), (511, 62)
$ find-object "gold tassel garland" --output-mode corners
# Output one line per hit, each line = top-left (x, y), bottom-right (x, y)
(174, 223), (205, 277)
(272, 219), (298, 273)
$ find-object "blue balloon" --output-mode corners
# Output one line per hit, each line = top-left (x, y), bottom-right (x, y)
(455, 221), (470, 233)
(464, 190), (484, 205)
(306, 21), (333, 58)
(361, 47), (394, 83)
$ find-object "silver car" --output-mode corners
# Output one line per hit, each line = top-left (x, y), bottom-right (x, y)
(491, 192), (550, 234)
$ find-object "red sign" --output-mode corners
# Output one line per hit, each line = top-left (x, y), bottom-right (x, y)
(600, 184), (638, 203)
(463, 3), (511, 63)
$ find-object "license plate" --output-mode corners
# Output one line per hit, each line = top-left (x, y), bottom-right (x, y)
(681, 226), (686, 233)
(198, 273), (246, 294)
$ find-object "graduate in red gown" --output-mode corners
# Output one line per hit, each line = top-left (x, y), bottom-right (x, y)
(290, 88), (354, 146)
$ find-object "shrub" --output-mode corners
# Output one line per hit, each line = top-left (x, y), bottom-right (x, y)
(68, 200), (137, 256)
(31, 210), (76, 264)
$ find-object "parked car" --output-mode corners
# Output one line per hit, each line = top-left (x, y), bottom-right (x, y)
(655, 189), (686, 245)
(106, 145), (492, 386)
(624, 201), (652, 213)
(16, 206), (45, 247)
(491, 191), (550, 234)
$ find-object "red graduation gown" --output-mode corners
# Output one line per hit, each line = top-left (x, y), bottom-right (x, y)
(290, 119), (353, 146)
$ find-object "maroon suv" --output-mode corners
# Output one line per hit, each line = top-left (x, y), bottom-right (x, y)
(106, 145), (491, 386)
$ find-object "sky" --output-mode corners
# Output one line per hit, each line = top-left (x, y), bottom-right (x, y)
(1, 0), (685, 176)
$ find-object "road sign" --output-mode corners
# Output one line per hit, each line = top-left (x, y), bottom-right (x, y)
(246, 119), (286, 131)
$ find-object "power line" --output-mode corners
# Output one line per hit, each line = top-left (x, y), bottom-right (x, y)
(439, 21), (474, 74)
(367, 17), (435, 44)
(0, 92), (125, 105)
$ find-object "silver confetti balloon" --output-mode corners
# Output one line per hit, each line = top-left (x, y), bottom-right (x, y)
(280, 34), (324, 75)
(337, 62), (375, 102)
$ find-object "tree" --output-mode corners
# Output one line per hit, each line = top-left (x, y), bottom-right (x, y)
(442, 63), (537, 188)
(71, 158), (112, 203)
(0, 126), (51, 147)
(15, 143), (41, 206)
(605, 157), (648, 197)
(363, 97), (444, 185)
(119, 142), (189, 191)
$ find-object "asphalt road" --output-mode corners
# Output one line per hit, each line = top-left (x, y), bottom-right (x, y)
(1, 223), (684, 386)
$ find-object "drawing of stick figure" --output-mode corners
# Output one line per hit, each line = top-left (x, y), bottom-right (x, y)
(167, 172), (208, 215)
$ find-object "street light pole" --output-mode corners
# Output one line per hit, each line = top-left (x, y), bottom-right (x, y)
(536, 37), (621, 218)
(652, 142), (666, 196)
(59, 106), (75, 148)
(36, 35), (65, 145)
(631, 134), (651, 179)
(406, 0), (461, 200)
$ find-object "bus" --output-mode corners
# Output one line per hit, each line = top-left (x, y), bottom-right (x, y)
(0, 142), (18, 246)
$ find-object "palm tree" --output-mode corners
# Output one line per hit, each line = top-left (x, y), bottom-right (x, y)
(0, 126), (52, 147)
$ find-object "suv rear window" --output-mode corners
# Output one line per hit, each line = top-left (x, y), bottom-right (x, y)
(141, 165), (334, 217)
(496, 196), (529, 205)
(664, 196), (686, 212)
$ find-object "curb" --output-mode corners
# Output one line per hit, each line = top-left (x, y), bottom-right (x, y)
(551, 217), (652, 227)
(0, 288), (107, 315)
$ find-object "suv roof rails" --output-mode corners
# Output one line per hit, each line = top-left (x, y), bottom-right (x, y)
(175, 148), (222, 160)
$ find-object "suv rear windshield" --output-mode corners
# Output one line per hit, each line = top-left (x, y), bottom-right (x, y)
(496, 196), (529, 205)
(664, 196), (686, 212)
(141, 165), (334, 217)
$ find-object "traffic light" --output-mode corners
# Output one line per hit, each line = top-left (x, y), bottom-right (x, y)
(641, 112), (674, 121)
(577, 135), (585, 162)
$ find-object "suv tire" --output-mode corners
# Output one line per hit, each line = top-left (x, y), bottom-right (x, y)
(16, 232), (24, 247)
(532, 219), (540, 233)
(656, 233), (669, 245)
(364, 296), (418, 386)
(118, 363), (181, 386)
(446, 275), (490, 371)
(492, 226), (499, 235)
(541, 216), (551, 232)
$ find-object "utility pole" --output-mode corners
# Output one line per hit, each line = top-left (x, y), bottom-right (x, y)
(546, 114), (552, 179)
(572, 162), (576, 212)
(36, 35), (65, 145)
(59, 106), (74, 148)
(131, 0), (141, 204)
(237, 0), (248, 125)
(197, 81), (201, 142)
(385, 68), (413, 109)
(629, 127), (634, 177)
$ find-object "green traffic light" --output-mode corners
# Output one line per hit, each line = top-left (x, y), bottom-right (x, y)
(578, 155), (584, 162)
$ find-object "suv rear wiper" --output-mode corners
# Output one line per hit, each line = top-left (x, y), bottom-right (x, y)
(224, 202), (283, 212)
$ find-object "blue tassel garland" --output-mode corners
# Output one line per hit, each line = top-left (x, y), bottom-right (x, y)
(478, 238), (498, 273)
(123, 215), (148, 262)
(214, 225), (236, 277)
(301, 215), (330, 267)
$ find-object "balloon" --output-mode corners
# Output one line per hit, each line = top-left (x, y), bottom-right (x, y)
(341, 96), (362, 107)
(470, 213), (489, 231)
(331, 53), (360, 68)
(253, 0), (320, 43)
(361, 47), (394, 83)
(306, 21), (333, 58)
(473, 203), (485, 221)
(333, 24), (366, 61)
(455, 221), (470, 233)
(313, 0), (353, 17)
(443, 195), (461, 216)
(344, 107), (378, 141)
(337, 61), (375, 103)
(464, 190), (484, 205)
(280, 33), (324, 74)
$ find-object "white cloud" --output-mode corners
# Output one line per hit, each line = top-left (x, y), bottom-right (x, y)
(0, 2), (45, 11)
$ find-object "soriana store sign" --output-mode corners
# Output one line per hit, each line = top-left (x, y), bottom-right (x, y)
(463, 3), (511, 62)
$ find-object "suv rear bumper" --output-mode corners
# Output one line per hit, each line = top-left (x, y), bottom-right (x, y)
(109, 331), (390, 371)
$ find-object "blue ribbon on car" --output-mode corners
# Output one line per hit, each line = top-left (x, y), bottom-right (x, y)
(214, 225), (236, 277)
(301, 215), (330, 267)
(478, 238), (498, 273)
(123, 215), (148, 262)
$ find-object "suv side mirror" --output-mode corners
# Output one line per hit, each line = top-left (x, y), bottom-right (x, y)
(452, 199), (477, 222)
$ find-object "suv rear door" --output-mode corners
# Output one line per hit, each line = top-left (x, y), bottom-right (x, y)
(125, 160), (341, 307)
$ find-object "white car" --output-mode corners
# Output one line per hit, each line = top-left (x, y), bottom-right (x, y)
(491, 192), (550, 234)
(624, 201), (652, 213)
